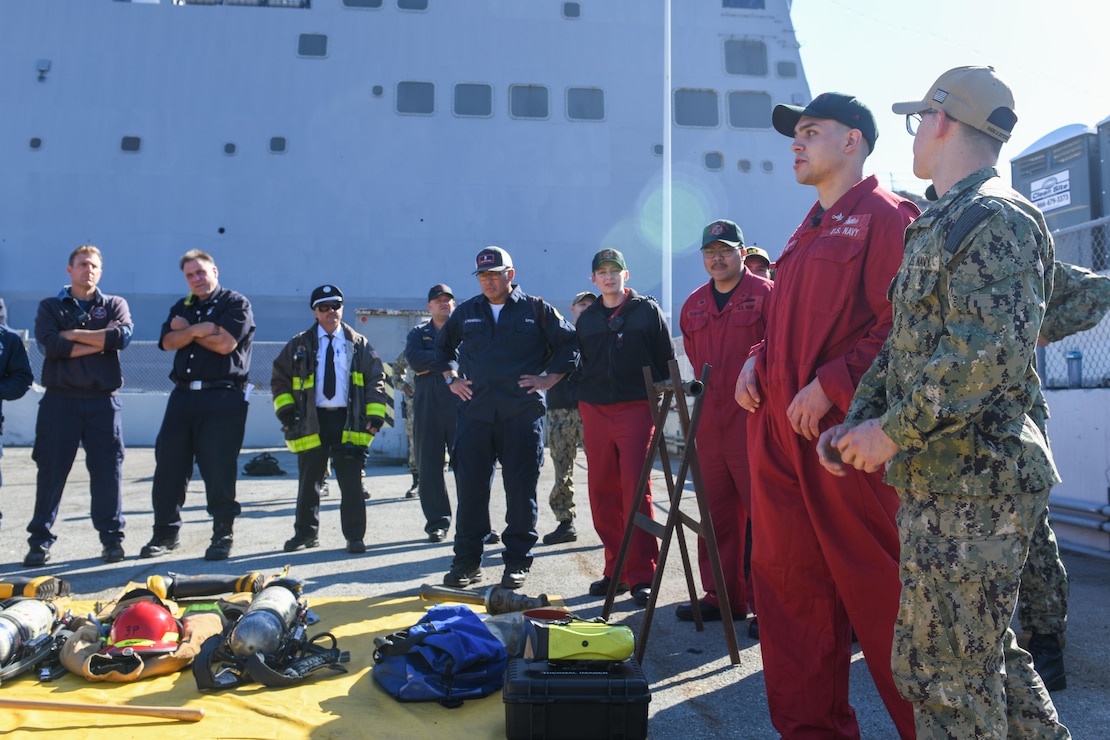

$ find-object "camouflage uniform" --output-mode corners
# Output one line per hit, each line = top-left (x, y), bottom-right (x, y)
(546, 407), (581, 521)
(1019, 264), (1110, 641)
(390, 351), (417, 476)
(846, 167), (1069, 737)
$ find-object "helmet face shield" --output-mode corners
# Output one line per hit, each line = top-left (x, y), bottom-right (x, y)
(105, 601), (181, 655)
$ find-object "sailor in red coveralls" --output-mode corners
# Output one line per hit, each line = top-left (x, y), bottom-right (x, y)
(734, 93), (919, 739)
(676, 219), (771, 630)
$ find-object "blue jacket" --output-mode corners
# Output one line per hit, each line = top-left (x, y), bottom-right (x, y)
(0, 325), (33, 434)
(435, 285), (578, 422)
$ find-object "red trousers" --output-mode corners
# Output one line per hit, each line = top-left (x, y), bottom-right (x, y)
(695, 429), (752, 615)
(580, 400), (658, 586)
(749, 406), (915, 739)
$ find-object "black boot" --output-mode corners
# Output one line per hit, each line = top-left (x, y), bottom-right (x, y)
(405, 472), (419, 499)
(205, 521), (234, 561)
(1028, 631), (1066, 692)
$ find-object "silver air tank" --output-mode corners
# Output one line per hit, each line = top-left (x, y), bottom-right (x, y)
(0, 599), (55, 665)
(228, 583), (300, 658)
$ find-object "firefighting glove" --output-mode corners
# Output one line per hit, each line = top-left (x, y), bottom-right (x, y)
(277, 407), (297, 429)
(368, 416), (384, 433)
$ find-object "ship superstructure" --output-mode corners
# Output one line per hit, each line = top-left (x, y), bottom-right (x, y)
(0, 0), (812, 338)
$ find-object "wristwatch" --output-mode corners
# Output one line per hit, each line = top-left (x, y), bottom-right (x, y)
(445, 375), (456, 385)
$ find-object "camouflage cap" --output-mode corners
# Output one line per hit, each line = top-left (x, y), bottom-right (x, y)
(743, 246), (771, 266)
(892, 66), (1017, 143)
(572, 290), (597, 305)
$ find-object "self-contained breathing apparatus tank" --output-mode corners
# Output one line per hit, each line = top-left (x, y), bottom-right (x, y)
(228, 582), (302, 658)
(0, 599), (55, 666)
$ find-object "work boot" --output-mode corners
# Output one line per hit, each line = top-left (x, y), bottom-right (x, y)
(22, 545), (50, 568)
(101, 542), (126, 563)
(542, 520), (577, 545)
(405, 473), (419, 499)
(205, 522), (234, 561)
(1029, 631), (1067, 692)
(443, 564), (482, 587)
(501, 565), (529, 589)
(140, 536), (180, 559)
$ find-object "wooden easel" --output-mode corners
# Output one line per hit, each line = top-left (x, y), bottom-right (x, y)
(601, 359), (741, 665)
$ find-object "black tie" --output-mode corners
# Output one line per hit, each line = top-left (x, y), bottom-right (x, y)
(324, 334), (336, 400)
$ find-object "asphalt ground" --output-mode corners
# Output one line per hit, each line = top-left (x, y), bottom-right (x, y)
(0, 445), (1107, 738)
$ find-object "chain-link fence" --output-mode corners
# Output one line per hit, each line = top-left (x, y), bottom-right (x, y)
(1043, 217), (1110, 389)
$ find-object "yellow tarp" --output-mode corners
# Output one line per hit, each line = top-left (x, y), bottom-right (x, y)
(0, 596), (506, 739)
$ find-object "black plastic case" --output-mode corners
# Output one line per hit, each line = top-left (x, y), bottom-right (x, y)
(502, 658), (651, 739)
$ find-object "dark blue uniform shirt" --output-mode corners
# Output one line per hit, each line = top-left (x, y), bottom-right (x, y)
(435, 285), (578, 423)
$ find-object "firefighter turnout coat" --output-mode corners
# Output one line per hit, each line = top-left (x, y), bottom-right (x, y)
(271, 322), (389, 453)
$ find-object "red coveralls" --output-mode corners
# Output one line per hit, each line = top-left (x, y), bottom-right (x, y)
(749, 176), (918, 739)
(679, 272), (771, 615)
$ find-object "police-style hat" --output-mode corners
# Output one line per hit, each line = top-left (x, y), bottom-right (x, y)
(592, 248), (626, 272)
(772, 92), (878, 152)
(702, 220), (744, 249)
(473, 247), (513, 274)
(891, 66), (1017, 143)
(427, 283), (454, 302)
(572, 290), (597, 305)
(310, 284), (343, 308)
(743, 246), (771, 267)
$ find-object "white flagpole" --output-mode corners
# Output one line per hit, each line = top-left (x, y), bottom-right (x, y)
(662, 0), (673, 324)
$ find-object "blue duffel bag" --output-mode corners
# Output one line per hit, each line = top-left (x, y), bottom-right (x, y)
(372, 604), (508, 708)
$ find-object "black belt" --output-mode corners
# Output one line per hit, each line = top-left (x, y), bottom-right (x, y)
(176, 380), (244, 391)
(317, 407), (346, 413)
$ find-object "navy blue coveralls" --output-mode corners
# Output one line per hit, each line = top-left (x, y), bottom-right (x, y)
(435, 286), (578, 572)
(29, 287), (132, 549)
(150, 286), (254, 539)
(405, 319), (457, 535)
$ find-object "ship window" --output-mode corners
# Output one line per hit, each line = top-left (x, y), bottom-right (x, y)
(723, 0), (766, 8)
(371, 85), (384, 97)
(29, 137), (42, 150)
(777, 61), (797, 78)
(567, 87), (604, 121)
(724, 39), (768, 76)
(397, 81), (435, 115)
(761, 160), (774, 173)
(344, 0), (383, 7)
(704, 152), (724, 171)
(674, 89), (719, 128)
(121, 136), (141, 153)
(738, 159), (752, 173)
(563, 2), (581, 18)
(270, 137), (287, 153)
(454, 84), (493, 117)
(224, 143), (237, 156)
(298, 34), (328, 58)
(727, 91), (772, 129)
(510, 85), (549, 120)
(652, 144), (664, 156)
(397, 0), (428, 9)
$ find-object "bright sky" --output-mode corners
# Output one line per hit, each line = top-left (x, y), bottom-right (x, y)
(790, 0), (1109, 196)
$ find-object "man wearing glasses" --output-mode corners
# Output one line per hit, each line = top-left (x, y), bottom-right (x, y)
(819, 66), (1069, 737)
(272, 284), (388, 556)
(435, 247), (578, 590)
(675, 220), (771, 633)
(734, 93), (920, 737)
(575, 248), (675, 608)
